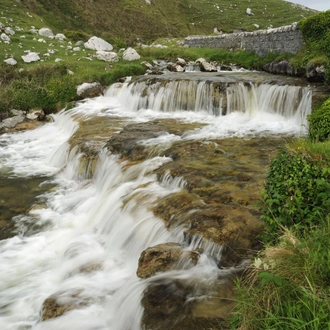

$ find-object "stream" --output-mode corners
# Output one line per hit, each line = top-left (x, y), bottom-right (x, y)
(0, 71), (311, 330)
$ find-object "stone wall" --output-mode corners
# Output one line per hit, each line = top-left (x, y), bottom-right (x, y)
(184, 23), (303, 56)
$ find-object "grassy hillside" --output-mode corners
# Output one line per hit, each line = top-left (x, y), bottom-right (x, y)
(9, 0), (317, 43)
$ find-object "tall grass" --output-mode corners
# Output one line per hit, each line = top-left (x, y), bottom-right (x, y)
(231, 220), (330, 330)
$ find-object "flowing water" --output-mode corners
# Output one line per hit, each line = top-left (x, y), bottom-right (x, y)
(0, 72), (312, 330)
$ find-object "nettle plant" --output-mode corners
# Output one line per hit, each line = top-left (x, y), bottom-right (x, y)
(260, 146), (330, 243)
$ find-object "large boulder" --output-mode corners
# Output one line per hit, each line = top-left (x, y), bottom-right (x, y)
(122, 47), (140, 61)
(76, 82), (104, 99)
(21, 52), (40, 63)
(84, 36), (113, 51)
(39, 28), (54, 38)
(96, 51), (119, 62)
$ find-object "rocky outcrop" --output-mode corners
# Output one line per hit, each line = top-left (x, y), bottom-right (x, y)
(263, 60), (303, 77)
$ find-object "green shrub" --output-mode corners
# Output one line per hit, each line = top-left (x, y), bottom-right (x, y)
(260, 144), (330, 243)
(308, 97), (330, 142)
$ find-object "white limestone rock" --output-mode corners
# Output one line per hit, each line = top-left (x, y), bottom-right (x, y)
(200, 61), (217, 72)
(21, 52), (40, 63)
(96, 51), (119, 62)
(73, 47), (81, 52)
(76, 40), (85, 46)
(84, 36), (113, 51)
(0, 22), (4, 28)
(55, 58), (62, 62)
(246, 8), (253, 15)
(77, 82), (104, 98)
(39, 28), (54, 38)
(4, 58), (17, 65)
(55, 33), (66, 41)
(1, 33), (10, 43)
(176, 57), (186, 66)
(5, 27), (15, 35)
(122, 47), (140, 61)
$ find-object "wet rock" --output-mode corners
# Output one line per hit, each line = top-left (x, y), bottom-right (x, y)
(41, 290), (88, 321)
(306, 64), (325, 82)
(142, 276), (235, 329)
(106, 119), (203, 161)
(263, 60), (303, 76)
(137, 243), (200, 279)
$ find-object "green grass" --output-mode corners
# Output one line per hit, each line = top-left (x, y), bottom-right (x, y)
(18, 0), (318, 42)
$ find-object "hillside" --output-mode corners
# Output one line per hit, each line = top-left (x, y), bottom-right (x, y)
(5, 0), (317, 43)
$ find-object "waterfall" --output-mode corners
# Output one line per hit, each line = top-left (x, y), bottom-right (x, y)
(106, 74), (312, 128)
(0, 72), (313, 330)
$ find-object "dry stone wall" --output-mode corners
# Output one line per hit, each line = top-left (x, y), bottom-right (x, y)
(184, 23), (303, 56)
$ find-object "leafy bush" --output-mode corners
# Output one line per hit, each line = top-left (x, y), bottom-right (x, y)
(260, 144), (330, 243)
(308, 97), (330, 142)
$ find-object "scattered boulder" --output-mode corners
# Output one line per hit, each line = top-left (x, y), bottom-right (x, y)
(76, 82), (104, 99)
(21, 52), (40, 63)
(1, 33), (10, 43)
(84, 36), (113, 51)
(0, 114), (25, 131)
(246, 8), (253, 15)
(75, 40), (85, 46)
(4, 58), (17, 65)
(122, 47), (140, 61)
(55, 33), (66, 41)
(5, 27), (15, 35)
(39, 28), (54, 38)
(96, 50), (119, 62)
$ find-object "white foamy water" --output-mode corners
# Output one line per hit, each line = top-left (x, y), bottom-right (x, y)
(0, 74), (312, 330)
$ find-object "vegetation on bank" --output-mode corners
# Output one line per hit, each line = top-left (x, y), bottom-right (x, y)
(228, 11), (330, 329)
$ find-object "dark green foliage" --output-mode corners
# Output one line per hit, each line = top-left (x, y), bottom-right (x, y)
(308, 97), (330, 142)
(299, 11), (330, 84)
(260, 147), (330, 243)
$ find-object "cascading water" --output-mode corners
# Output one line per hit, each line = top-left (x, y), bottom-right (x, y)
(0, 72), (312, 330)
